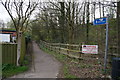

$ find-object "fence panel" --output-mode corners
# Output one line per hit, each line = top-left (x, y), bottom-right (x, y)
(2, 43), (17, 65)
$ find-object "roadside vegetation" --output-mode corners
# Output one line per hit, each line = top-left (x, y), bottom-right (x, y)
(0, 0), (119, 79)
(2, 64), (28, 78)
(31, 2), (118, 75)
(2, 38), (32, 78)
(2, 54), (31, 78)
(39, 44), (111, 78)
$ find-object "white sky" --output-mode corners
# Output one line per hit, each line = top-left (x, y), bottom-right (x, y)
(0, 0), (117, 24)
(0, 3), (11, 23)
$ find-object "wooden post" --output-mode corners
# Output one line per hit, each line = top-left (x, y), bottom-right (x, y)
(58, 47), (60, 54)
(79, 43), (82, 62)
(59, 43), (61, 54)
(44, 42), (45, 48)
(48, 43), (49, 50)
(54, 47), (56, 53)
(52, 46), (53, 51)
(46, 43), (48, 50)
(79, 52), (82, 63)
(44, 41), (46, 48)
(55, 47), (56, 53)
(45, 43), (47, 49)
(42, 41), (44, 48)
(42, 42), (44, 48)
(50, 46), (52, 51)
(67, 50), (69, 57)
(49, 46), (51, 51)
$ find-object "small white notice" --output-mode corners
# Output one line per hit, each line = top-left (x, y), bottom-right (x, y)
(0, 34), (10, 42)
(82, 45), (98, 54)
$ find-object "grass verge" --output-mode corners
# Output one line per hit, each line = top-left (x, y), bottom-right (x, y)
(63, 64), (77, 78)
(2, 64), (28, 78)
(39, 45), (78, 78)
(2, 42), (33, 78)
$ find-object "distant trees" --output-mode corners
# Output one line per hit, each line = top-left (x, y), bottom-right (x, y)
(6, 20), (15, 29)
(31, 0), (117, 45)
(0, 19), (5, 28)
(32, 1), (86, 44)
(30, 0), (118, 56)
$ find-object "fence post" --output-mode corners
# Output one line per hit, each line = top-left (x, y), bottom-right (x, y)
(45, 43), (48, 50)
(39, 40), (41, 48)
(50, 46), (52, 51)
(44, 43), (47, 49)
(51, 46), (53, 51)
(79, 43), (82, 62)
(42, 41), (44, 48)
(47, 43), (49, 50)
(67, 50), (69, 57)
(59, 44), (60, 54)
(55, 47), (56, 53)
(41, 40), (43, 48)
(50, 46), (51, 51)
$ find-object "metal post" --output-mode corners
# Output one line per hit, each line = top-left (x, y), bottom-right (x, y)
(117, 1), (120, 57)
(104, 17), (109, 76)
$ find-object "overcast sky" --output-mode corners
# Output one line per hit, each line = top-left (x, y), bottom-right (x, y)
(0, 0), (117, 24)
(0, 3), (11, 23)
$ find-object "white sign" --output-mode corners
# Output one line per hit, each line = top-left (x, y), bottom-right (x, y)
(82, 45), (98, 54)
(0, 34), (10, 42)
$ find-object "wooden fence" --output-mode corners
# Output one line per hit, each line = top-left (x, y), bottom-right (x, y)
(2, 43), (17, 65)
(40, 40), (117, 63)
(39, 40), (83, 59)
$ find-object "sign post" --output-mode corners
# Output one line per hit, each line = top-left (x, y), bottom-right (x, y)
(104, 17), (108, 75)
(93, 17), (108, 76)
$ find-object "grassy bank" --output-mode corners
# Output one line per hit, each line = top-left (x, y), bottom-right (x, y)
(2, 64), (28, 78)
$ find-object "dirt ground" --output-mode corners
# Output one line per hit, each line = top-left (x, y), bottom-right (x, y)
(58, 54), (112, 79)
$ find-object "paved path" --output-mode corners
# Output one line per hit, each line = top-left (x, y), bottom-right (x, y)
(11, 41), (62, 78)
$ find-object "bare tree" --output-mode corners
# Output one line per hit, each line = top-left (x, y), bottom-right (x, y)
(102, 0), (105, 17)
(99, 1), (102, 18)
(0, 0), (38, 66)
(86, 2), (90, 43)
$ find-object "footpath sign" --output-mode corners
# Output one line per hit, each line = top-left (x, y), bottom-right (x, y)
(93, 17), (107, 25)
(93, 17), (108, 74)
(82, 45), (98, 54)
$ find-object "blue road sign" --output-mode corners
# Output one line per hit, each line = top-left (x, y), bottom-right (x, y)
(93, 16), (109, 75)
(93, 17), (107, 25)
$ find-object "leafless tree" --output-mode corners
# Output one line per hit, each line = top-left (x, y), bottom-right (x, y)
(0, 0), (38, 66)
(0, 19), (5, 28)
